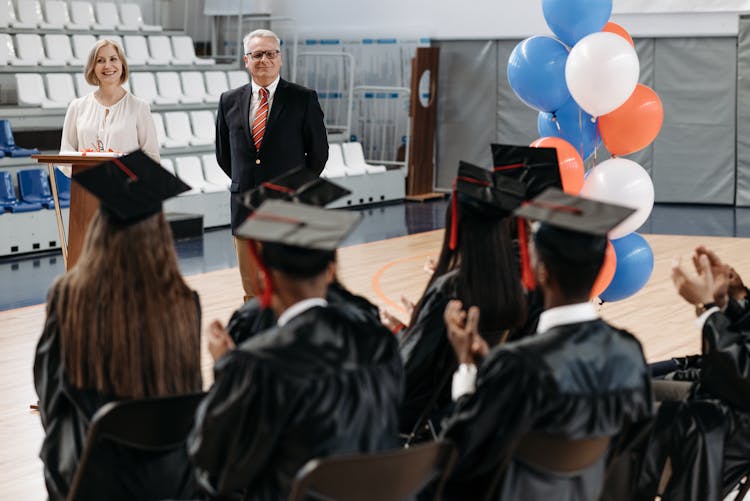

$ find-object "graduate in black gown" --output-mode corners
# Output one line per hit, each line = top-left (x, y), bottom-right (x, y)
(440, 188), (653, 501)
(33, 151), (203, 501)
(187, 200), (403, 501)
(398, 161), (528, 442)
(225, 167), (380, 346)
(625, 247), (750, 501)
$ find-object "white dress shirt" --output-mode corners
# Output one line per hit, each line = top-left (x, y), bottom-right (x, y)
(249, 76), (280, 125)
(277, 297), (328, 327)
(451, 301), (600, 401)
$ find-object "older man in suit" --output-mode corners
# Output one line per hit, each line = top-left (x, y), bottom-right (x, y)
(216, 29), (329, 301)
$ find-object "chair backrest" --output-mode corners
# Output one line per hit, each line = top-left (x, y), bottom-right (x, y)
(74, 73), (97, 98)
(0, 34), (16, 65)
(54, 167), (71, 200)
(227, 70), (249, 88)
(201, 154), (230, 187)
(189, 110), (215, 140)
(180, 71), (207, 99)
(174, 156), (207, 189)
(71, 34), (96, 59)
(130, 72), (159, 102)
(15, 34), (45, 64)
(171, 35), (196, 61)
(16, 0), (44, 26)
(67, 392), (205, 501)
(46, 73), (77, 105)
(147, 35), (173, 62)
(95, 2), (121, 27)
(0, 1), (10, 27)
(341, 142), (369, 166)
(119, 3), (143, 29)
(15, 73), (48, 106)
(45, 1), (72, 26)
(44, 34), (75, 63)
(152, 112), (169, 144)
(164, 112), (195, 141)
(156, 71), (183, 99)
(18, 169), (52, 202)
(0, 171), (17, 203)
(327, 143), (346, 167)
(123, 35), (149, 65)
(288, 441), (457, 501)
(69, 1), (96, 27)
(204, 70), (228, 97)
(99, 34), (123, 50)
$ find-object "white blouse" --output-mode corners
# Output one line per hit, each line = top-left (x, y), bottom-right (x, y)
(60, 91), (160, 163)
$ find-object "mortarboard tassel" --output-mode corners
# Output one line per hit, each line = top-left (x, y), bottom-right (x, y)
(517, 218), (535, 291)
(449, 180), (459, 251)
(247, 239), (274, 308)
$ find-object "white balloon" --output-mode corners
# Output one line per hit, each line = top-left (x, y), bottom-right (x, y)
(580, 158), (654, 239)
(565, 32), (640, 117)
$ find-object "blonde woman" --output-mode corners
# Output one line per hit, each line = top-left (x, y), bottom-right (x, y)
(60, 39), (159, 161)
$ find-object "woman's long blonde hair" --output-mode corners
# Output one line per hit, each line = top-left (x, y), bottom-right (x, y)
(54, 210), (200, 399)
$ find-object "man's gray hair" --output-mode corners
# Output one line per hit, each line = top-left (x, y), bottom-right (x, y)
(243, 29), (281, 52)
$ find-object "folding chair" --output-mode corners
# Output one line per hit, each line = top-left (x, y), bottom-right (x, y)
(18, 169), (55, 209)
(67, 392), (205, 501)
(288, 440), (456, 501)
(0, 171), (41, 212)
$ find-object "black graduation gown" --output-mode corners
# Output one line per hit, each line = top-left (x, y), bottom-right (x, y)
(632, 310), (750, 501)
(228, 281), (382, 346)
(441, 319), (653, 501)
(33, 289), (203, 501)
(188, 303), (403, 501)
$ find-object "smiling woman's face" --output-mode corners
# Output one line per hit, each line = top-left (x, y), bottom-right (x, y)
(94, 44), (122, 86)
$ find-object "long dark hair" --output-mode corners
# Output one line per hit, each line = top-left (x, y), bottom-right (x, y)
(408, 201), (526, 342)
(54, 210), (201, 399)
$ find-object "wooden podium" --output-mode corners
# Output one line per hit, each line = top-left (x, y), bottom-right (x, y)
(31, 154), (111, 270)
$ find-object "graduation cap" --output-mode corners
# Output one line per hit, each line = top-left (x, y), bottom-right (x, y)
(236, 166), (350, 212)
(490, 144), (562, 200)
(448, 161), (526, 250)
(515, 188), (635, 284)
(72, 150), (190, 224)
(235, 199), (361, 306)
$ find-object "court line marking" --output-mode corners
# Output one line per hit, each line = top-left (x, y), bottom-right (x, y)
(371, 253), (433, 315)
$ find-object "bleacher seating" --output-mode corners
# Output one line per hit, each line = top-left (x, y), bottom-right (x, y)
(180, 71), (211, 103)
(0, 33), (24, 65)
(202, 154), (230, 189)
(130, 72), (178, 105)
(152, 113), (186, 148)
(18, 169), (55, 209)
(15, 34), (65, 66)
(148, 35), (179, 65)
(7, 0), (35, 29)
(190, 110), (216, 142)
(172, 35), (214, 65)
(15, 0), (47, 29)
(227, 70), (250, 89)
(45, 73), (77, 107)
(94, 2), (124, 31)
(0, 171), (41, 212)
(342, 142), (387, 173)
(156, 72), (202, 104)
(74, 73), (97, 98)
(164, 111), (213, 147)
(119, 3), (161, 32)
(71, 34), (96, 61)
(0, 2), (10, 28)
(53, 167), (71, 203)
(44, 0), (89, 31)
(204, 71), (229, 102)
(161, 157), (175, 174)
(70, 1), (111, 30)
(15, 74), (66, 108)
(175, 156), (225, 193)
(321, 144), (348, 179)
(44, 34), (84, 66)
(99, 34), (124, 52)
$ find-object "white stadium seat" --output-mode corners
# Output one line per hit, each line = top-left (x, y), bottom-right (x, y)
(95, 2), (123, 31)
(204, 71), (228, 103)
(46, 73), (77, 107)
(0, 2), (10, 28)
(171, 36), (214, 65)
(15, 34), (65, 66)
(341, 142), (387, 173)
(44, 35), (85, 66)
(10, 0), (39, 29)
(227, 70), (250, 89)
(70, 1), (113, 30)
(119, 3), (161, 32)
(45, 1), (88, 31)
(15, 73), (67, 108)
(202, 154), (230, 190)
(16, 0), (59, 29)
(99, 34), (124, 51)
(321, 144), (348, 179)
(123, 35), (151, 66)
(156, 72), (202, 104)
(71, 34), (96, 60)
(164, 112), (213, 147)
(190, 111), (216, 142)
(175, 156), (225, 193)
(161, 158), (175, 175)
(74, 73), (97, 97)
(0, 34), (24, 65)
(130, 72), (178, 105)
(152, 113), (186, 148)
(180, 71), (210, 103)
(145, 35), (173, 65)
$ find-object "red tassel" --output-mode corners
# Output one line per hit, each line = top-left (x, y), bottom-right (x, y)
(518, 218), (535, 291)
(247, 240), (273, 308)
(449, 182), (458, 251)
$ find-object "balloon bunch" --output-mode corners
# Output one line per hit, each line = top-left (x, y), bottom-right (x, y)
(507, 0), (662, 302)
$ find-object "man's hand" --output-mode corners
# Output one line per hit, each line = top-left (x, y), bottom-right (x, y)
(423, 256), (437, 276)
(444, 300), (488, 365)
(693, 246), (733, 307)
(379, 307), (404, 333)
(208, 320), (236, 362)
(400, 295), (415, 317)
(672, 254), (728, 309)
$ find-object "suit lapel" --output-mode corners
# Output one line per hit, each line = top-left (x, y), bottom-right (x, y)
(265, 78), (287, 141)
(240, 84), (253, 150)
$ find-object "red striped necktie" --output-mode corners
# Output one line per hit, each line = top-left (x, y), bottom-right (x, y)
(252, 87), (269, 151)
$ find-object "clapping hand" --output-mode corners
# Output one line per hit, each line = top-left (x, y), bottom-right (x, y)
(207, 320), (236, 362)
(672, 251), (729, 309)
(444, 300), (488, 365)
(696, 245), (748, 302)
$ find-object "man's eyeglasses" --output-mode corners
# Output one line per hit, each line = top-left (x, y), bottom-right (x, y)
(245, 50), (281, 61)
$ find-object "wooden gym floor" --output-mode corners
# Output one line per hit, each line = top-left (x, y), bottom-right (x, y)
(1, 229), (748, 499)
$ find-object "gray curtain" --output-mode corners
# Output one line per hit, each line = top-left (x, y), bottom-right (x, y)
(737, 16), (750, 206)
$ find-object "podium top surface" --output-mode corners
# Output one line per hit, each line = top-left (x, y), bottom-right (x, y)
(31, 154), (118, 166)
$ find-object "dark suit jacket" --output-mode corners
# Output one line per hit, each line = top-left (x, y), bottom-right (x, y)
(215, 78), (329, 232)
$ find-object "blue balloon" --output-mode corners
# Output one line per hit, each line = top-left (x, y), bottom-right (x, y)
(599, 233), (654, 302)
(507, 36), (570, 113)
(538, 99), (600, 159)
(542, 0), (612, 47)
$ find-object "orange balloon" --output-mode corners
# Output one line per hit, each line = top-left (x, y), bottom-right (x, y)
(591, 241), (617, 298)
(603, 21), (634, 47)
(530, 137), (584, 195)
(598, 84), (663, 156)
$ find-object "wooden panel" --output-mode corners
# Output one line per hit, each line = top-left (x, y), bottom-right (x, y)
(407, 47), (440, 196)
